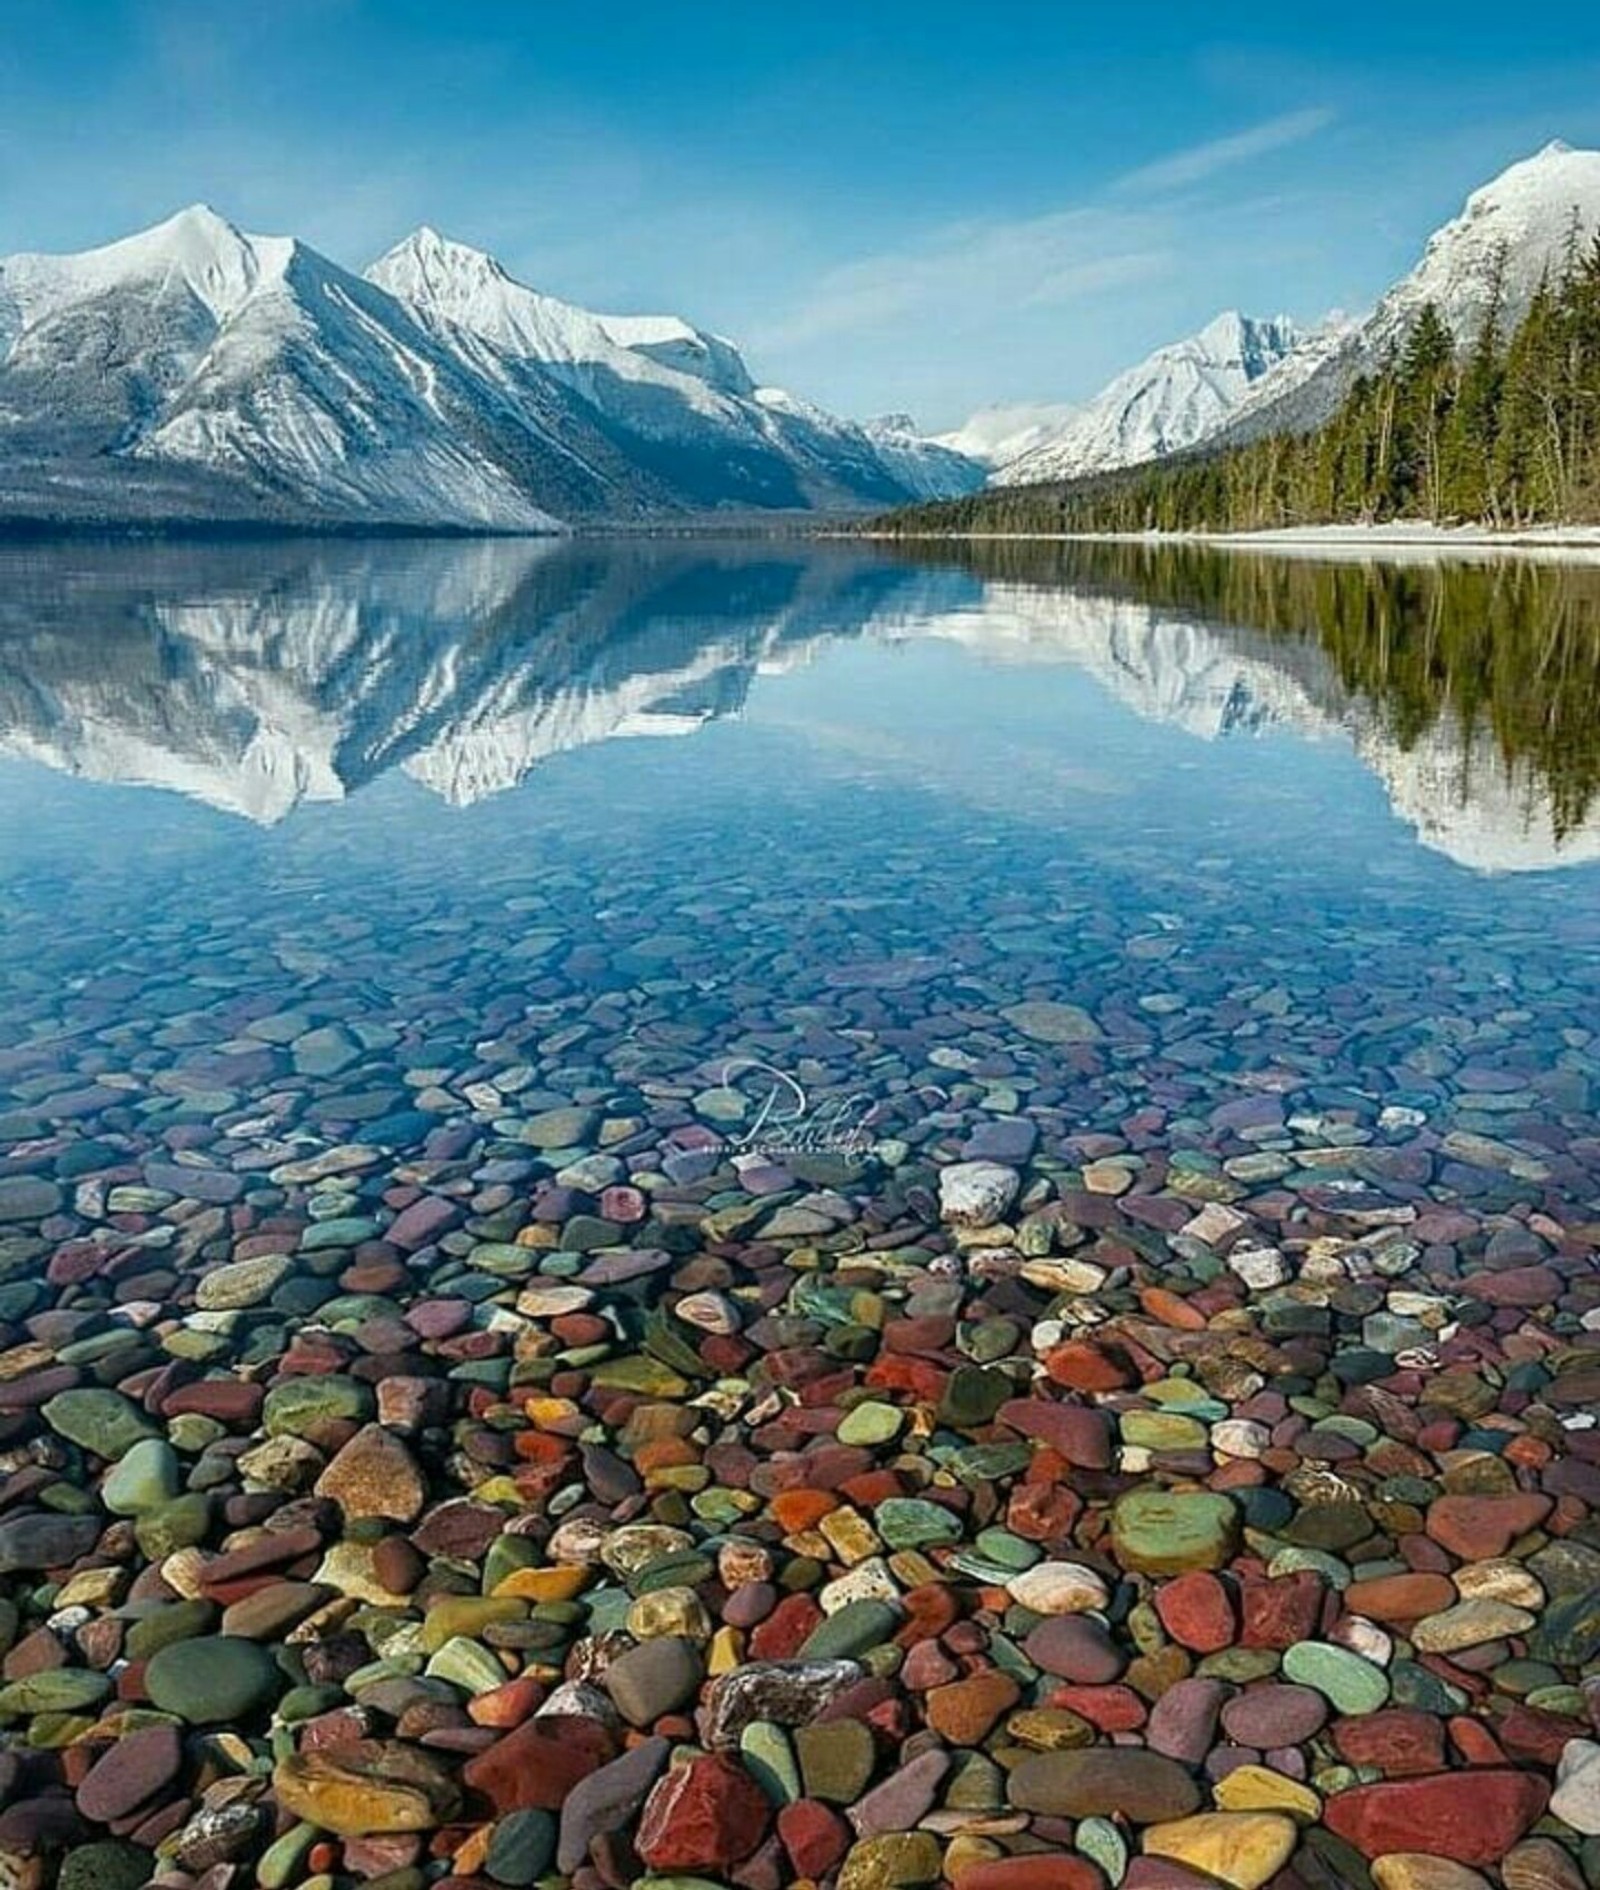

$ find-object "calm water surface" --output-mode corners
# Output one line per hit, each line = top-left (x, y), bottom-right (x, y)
(1, 537), (1598, 1208)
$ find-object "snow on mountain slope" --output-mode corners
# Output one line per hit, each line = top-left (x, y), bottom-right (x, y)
(0, 206), (579, 528)
(1222, 141), (1600, 443)
(862, 414), (986, 500)
(368, 227), (978, 508)
(0, 209), (962, 526)
(985, 312), (1306, 487)
(936, 401), (1081, 470)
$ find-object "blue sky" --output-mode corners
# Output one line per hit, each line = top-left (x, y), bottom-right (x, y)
(4, 1), (1600, 427)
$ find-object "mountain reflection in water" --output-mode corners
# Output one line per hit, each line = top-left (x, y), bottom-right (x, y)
(0, 535), (1597, 873)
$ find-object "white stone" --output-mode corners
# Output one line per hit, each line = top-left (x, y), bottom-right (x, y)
(1552, 1738), (1600, 1835)
(1228, 1245), (1289, 1290)
(1212, 1418), (1271, 1459)
(1004, 1561), (1110, 1615)
(938, 1160), (1021, 1228)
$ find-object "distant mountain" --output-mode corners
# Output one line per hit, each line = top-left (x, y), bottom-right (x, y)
(1218, 140), (1600, 445)
(975, 312), (1315, 486)
(0, 208), (982, 529)
(942, 141), (1600, 491)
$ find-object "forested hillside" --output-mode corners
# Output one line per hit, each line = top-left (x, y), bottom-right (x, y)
(887, 231), (1600, 534)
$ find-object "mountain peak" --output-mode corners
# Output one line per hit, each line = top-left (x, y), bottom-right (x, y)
(377, 226), (511, 288)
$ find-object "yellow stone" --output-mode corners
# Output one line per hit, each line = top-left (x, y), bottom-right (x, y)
(54, 1567), (127, 1609)
(627, 1586), (714, 1642)
(1144, 1813), (1298, 1890)
(523, 1396), (582, 1428)
(515, 1224), (558, 1247)
(945, 1836), (1004, 1875)
(707, 1625), (744, 1675)
(820, 1508), (881, 1565)
(313, 1542), (417, 1610)
(1003, 1708), (1096, 1751)
(1372, 1857), (1491, 1890)
(273, 1743), (461, 1836)
(492, 1564), (591, 1603)
(1213, 1764), (1322, 1822)
(420, 1596), (527, 1653)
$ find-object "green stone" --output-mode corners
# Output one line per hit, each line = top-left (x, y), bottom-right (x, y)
(262, 1374), (375, 1438)
(145, 1635), (281, 1723)
(838, 1401), (904, 1447)
(795, 1716), (876, 1804)
(299, 1216), (380, 1250)
(800, 1599), (899, 1660)
(102, 1437), (181, 1516)
(741, 1719), (802, 1804)
(1283, 1641), (1389, 1714)
(1110, 1489), (1239, 1574)
(40, 1388), (158, 1461)
(59, 1843), (155, 1890)
(135, 1492), (212, 1559)
(937, 1364), (1011, 1429)
(486, 1808), (557, 1886)
(0, 1668), (112, 1718)
(124, 1598), (217, 1662)
(874, 1498), (962, 1550)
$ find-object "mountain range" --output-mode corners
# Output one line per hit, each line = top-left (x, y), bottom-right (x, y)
(0, 210), (982, 530)
(3, 142), (1599, 527)
(950, 140), (1600, 486)
(1, 537), (1592, 873)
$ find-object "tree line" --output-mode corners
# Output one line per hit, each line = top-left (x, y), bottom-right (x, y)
(886, 224), (1600, 534)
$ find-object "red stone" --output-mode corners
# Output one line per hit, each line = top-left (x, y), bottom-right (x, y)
(996, 1399), (1113, 1468)
(1425, 1494), (1553, 1561)
(1323, 1772), (1550, 1864)
(1153, 1571), (1236, 1653)
(460, 1715), (615, 1812)
(1239, 1570), (1324, 1648)
(1332, 1709), (1447, 1777)
(635, 1752), (770, 1873)
(777, 1800), (851, 1879)
(959, 1860), (1107, 1890)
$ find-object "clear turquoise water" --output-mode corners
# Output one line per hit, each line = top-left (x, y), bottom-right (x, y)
(0, 536), (1596, 1215)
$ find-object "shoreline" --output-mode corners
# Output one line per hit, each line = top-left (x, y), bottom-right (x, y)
(855, 521), (1600, 561)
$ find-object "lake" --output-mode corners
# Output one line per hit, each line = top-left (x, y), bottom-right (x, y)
(1, 536), (1598, 1886)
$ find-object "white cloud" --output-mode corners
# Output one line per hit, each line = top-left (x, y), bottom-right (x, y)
(1113, 108), (1337, 195)
(758, 206), (1173, 350)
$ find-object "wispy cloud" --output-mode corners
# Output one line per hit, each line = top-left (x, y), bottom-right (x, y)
(759, 206), (1171, 350)
(1114, 107), (1337, 195)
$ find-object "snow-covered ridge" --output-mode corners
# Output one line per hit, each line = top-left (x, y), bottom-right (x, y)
(0, 206), (983, 527)
(986, 311), (1311, 486)
(953, 141), (1600, 487)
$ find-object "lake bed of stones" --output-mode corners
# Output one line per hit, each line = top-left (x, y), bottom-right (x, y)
(1, 558), (1600, 1890)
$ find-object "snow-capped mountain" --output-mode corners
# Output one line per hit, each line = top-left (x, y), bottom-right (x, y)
(981, 312), (1309, 486)
(862, 413), (994, 501)
(0, 208), (981, 528)
(1220, 140), (1600, 444)
(0, 536), (1591, 873)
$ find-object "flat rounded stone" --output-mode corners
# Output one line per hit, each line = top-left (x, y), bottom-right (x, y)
(145, 1635), (281, 1722)
(603, 1637), (705, 1726)
(1221, 1684), (1329, 1748)
(194, 1254), (293, 1309)
(1372, 1858), (1494, 1890)
(76, 1723), (183, 1823)
(1009, 1749), (1203, 1822)
(1281, 1642), (1389, 1715)
(1325, 1773), (1551, 1864)
(1143, 1812), (1298, 1890)
(1112, 1490), (1239, 1574)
